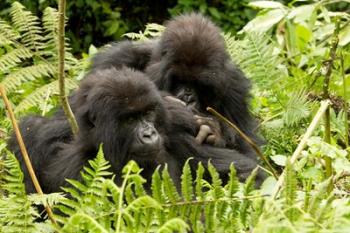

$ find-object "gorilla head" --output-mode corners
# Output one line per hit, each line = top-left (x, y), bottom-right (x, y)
(145, 13), (258, 150)
(147, 13), (233, 114)
(72, 68), (171, 171)
(8, 67), (179, 194)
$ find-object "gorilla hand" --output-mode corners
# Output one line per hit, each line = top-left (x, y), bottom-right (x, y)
(194, 115), (226, 147)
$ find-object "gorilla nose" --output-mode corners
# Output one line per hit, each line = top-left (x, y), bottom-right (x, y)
(139, 127), (159, 145)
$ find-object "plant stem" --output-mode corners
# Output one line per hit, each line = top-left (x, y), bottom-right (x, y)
(207, 107), (278, 179)
(341, 52), (349, 147)
(58, 0), (78, 135)
(322, 21), (340, 181)
(271, 100), (331, 199)
(0, 85), (56, 225)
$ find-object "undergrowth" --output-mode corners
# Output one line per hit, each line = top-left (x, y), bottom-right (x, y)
(1, 1), (350, 232)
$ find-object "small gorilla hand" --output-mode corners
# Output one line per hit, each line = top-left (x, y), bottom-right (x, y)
(194, 115), (226, 147)
(164, 95), (226, 147)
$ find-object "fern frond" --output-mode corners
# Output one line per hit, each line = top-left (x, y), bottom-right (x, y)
(1, 63), (55, 92)
(61, 213), (108, 233)
(57, 146), (112, 221)
(207, 162), (225, 199)
(181, 160), (193, 201)
(282, 160), (299, 222)
(0, 47), (32, 72)
(124, 23), (164, 40)
(225, 33), (285, 89)
(10, 2), (44, 51)
(42, 7), (59, 51)
(162, 165), (181, 204)
(226, 163), (240, 197)
(15, 78), (78, 114)
(156, 218), (189, 233)
(152, 167), (166, 225)
(0, 152), (37, 233)
(41, 7), (74, 59)
(0, 19), (20, 46)
(240, 167), (258, 226)
(282, 90), (312, 126)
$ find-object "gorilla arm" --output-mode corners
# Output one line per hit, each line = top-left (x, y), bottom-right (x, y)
(163, 95), (265, 185)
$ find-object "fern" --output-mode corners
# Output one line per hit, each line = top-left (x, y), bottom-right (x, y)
(2, 63), (56, 92)
(282, 89), (312, 126)
(15, 78), (78, 114)
(57, 146), (112, 221)
(11, 2), (44, 52)
(0, 47), (32, 72)
(282, 159), (299, 222)
(239, 167), (258, 227)
(0, 2), (82, 115)
(124, 23), (165, 40)
(0, 19), (20, 46)
(0, 152), (52, 233)
(225, 33), (285, 89)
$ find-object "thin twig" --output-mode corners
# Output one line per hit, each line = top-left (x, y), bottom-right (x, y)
(271, 100), (331, 199)
(322, 20), (340, 182)
(0, 85), (56, 224)
(58, 0), (78, 135)
(206, 107), (278, 179)
(341, 52), (349, 147)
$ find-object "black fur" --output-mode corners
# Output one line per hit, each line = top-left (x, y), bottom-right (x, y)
(8, 67), (263, 194)
(90, 13), (264, 179)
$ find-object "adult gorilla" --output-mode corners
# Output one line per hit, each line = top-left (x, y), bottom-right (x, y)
(91, 13), (260, 160)
(8, 67), (261, 194)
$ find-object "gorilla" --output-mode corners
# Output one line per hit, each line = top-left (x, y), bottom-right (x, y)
(91, 13), (261, 162)
(8, 67), (263, 194)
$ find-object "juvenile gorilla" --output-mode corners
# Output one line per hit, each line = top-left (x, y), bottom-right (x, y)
(91, 13), (261, 161)
(8, 68), (179, 193)
(9, 67), (261, 194)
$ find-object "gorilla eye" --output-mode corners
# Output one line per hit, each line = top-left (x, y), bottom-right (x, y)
(126, 117), (136, 124)
(145, 110), (156, 120)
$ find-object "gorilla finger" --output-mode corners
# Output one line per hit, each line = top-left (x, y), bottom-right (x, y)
(195, 125), (212, 144)
(196, 118), (204, 125)
(164, 96), (186, 106)
(206, 135), (216, 144)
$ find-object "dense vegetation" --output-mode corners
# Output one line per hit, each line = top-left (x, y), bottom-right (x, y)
(1, 0), (350, 232)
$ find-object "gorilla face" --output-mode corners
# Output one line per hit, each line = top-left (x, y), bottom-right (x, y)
(74, 67), (169, 168)
(171, 84), (200, 112)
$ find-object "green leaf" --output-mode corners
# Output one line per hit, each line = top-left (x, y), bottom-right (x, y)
(249, 1), (285, 9)
(270, 154), (287, 166)
(181, 160), (193, 201)
(156, 218), (189, 233)
(125, 196), (162, 212)
(287, 4), (316, 23)
(339, 24), (350, 46)
(243, 9), (286, 33)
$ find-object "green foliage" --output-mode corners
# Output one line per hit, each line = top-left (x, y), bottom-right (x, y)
(0, 2), (81, 115)
(169, 0), (255, 33)
(124, 23), (165, 41)
(1, 145), (349, 232)
(224, 0), (350, 160)
(0, 151), (53, 233)
(1, 1), (350, 232)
